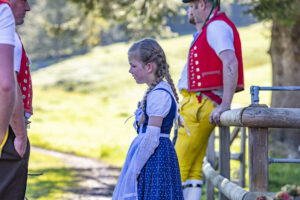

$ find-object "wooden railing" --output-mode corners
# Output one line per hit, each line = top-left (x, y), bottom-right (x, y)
(203, 105), (300, 200)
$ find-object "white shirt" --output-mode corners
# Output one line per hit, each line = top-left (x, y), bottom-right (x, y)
(177, 19), (234, 98)
(0, 4), (15, 46)
(14, 33), (22, 73)
(146, 81), (173, 118)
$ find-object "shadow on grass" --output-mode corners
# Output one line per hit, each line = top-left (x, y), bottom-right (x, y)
(26, 166), (121, 199)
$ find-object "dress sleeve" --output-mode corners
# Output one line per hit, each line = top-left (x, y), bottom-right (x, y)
(133, 126), (161, 175)
(146, 89), (172, 118)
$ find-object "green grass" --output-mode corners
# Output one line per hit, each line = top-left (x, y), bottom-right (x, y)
(30, 22), (272, 164)
(26, 151), (78, 199)
(269, 164), (300, 192)
(28, 22), (300, 194)
(30, 22), (272, 167)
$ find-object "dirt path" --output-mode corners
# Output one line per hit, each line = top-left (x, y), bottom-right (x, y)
(31, 146), (121, 200)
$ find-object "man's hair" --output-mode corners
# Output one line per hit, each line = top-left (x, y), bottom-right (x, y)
(192, 0), (214, 9)
(204, 0), (214, 7)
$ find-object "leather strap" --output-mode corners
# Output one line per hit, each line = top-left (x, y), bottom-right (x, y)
(183, 183), (202, 189)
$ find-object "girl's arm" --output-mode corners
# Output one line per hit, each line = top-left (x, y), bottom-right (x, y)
(148, 116), (163, 127)
(133, 89), (171, 176)
(133, 116), (163, 175)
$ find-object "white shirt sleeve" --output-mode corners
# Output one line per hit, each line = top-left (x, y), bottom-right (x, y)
(14, 33), (22, 73)
(0, 4), (15, 46)
(207, 20), (234, 55)
(146, 89), (172, 118)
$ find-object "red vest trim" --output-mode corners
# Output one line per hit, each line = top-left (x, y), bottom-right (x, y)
(188, 12), (244, 94)
(0, 0), (11, 7)
(17, 38), (33, 115)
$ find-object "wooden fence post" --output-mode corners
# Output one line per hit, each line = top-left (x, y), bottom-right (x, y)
(219, 126), (230, 200)
(206, 130), (215, 200)
(249, 127), (269, 192)
(239, 127), (246, 188)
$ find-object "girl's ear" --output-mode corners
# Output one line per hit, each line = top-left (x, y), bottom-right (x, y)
(146, 62), (155, 73)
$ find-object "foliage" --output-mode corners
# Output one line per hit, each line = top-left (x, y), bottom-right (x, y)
(19, 0), (107, 60)
(277, 185), (300, 199)
(66, 0), (184, 39)
(241, 0), (300, 26)
(260, 184), (300, 200)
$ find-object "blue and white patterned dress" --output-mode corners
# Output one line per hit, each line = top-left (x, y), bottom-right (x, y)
(112, 81), (183, 200)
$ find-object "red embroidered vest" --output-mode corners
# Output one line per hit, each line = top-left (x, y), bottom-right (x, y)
(188, 12), (244, 94)
(17, 40), (33, 115)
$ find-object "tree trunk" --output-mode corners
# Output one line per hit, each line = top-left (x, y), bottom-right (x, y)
(269, 17), (300, 158)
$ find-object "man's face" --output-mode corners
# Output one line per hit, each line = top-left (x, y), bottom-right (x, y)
(189, 0), (205, 24)
(11, 0), (30, 25)
(187, 6), (196, 25)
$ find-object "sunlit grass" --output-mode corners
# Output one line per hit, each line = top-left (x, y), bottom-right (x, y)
(30, 22), (272, 167)
(26, 151), (78, 199)
(28, 21), (300, 195)
(269, 164), (300, 191)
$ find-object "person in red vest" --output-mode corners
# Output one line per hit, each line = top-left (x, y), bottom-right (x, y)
(0, 0), (16, 163)
(0, 0), (31, 199)
(175, 0), (244, 199)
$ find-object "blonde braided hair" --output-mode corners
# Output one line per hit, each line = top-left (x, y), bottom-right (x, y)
(128, 38), (180, 125)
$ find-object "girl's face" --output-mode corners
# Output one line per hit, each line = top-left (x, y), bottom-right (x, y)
(128, 53), (148, 85)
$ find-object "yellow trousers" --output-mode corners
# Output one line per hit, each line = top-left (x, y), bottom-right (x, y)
(175, 90), (215, 182)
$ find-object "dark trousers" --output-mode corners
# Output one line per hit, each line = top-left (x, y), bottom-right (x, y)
(0, 126), (30, 200)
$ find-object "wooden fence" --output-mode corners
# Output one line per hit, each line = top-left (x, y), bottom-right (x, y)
(203, 104), (300, 200)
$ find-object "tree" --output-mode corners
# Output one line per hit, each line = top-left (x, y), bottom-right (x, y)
(19, 0), (107, 61)
(244, 0), (300, 158)
(21, 0), (183, 61)
(65, 0), (299, 157)
(66, 0), (183, 39)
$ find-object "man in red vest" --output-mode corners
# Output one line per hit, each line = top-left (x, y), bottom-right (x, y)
(175, 0), (244, 199)
(0, 0), (31, 199)
(0, 0), (16, 162)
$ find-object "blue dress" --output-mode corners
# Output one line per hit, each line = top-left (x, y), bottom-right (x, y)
(112, 81), (183, 200)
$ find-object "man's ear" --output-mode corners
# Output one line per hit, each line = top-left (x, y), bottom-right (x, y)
(198, 0), (206, 9)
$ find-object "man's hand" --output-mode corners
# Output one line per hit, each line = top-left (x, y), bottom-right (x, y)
(210, 49), (238, 126)
(14, 135), (27, 157)
(209, 104), (230, 126)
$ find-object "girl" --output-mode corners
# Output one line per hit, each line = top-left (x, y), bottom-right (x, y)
(112, 39), (184, 200)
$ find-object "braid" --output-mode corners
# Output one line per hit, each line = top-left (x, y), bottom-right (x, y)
(152, 47), (179, 103)
(164, 64), (184, 128)
(164, 65), (179, 103)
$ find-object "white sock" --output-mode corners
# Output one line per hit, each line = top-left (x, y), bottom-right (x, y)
(182, 181), (189, 199)
(183, 180), (203, 200)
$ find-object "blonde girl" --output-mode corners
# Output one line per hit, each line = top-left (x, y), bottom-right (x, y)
(112, 39), (183, 200)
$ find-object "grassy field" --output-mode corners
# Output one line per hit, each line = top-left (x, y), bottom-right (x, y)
(26, 151), (78, 199)
(30, 22), (272, 165)
(28, 22), (300, 195)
